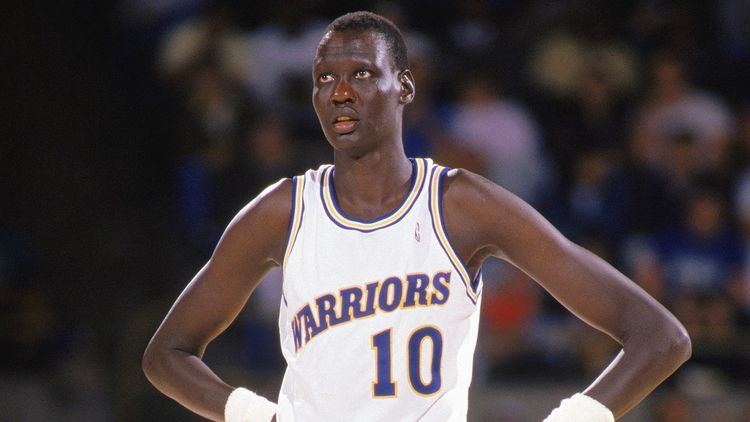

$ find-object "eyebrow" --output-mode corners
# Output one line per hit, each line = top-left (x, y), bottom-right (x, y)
(313, 55), (376, 70)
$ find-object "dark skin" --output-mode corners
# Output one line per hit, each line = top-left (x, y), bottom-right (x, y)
(143, 29), (691, 421)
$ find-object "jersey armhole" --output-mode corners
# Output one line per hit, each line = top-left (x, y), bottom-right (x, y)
(428, 166), (481, 304)
(282, 175), (305, 271)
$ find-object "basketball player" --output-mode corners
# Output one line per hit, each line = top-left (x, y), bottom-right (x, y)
(143, 11), (691, 422)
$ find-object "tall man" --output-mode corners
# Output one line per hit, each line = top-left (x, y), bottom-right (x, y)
(144, 11), (690, 422)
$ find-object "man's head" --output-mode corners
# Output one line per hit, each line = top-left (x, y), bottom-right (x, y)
(312, 11), (415, 158)
(318, 11), (409, 72)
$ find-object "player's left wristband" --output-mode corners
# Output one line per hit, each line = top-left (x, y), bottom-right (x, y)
(543, 393), (614, 422)
(224, 387), (277, 422)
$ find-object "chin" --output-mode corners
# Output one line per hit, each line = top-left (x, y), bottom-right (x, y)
(331, 138), (370, 159)
(327, 131), (361, 146)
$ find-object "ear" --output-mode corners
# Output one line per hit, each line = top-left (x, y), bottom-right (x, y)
(398, 69), (416, 105)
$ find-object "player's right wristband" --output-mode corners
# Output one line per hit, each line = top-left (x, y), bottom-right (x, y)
(224, 387), (277, 422)
(543, 393), (614, 422)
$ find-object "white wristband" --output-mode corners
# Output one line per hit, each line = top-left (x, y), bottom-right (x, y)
(543, 393), (614, 422)
(224, 387), (277, 422)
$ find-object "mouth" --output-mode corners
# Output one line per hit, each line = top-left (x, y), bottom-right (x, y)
(331, 115), (360, 135)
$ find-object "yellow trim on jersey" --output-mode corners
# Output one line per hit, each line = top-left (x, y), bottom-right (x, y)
(429, 166), (480, 303)
(283, 175), (306, 271)
(321, 158), (426, 231)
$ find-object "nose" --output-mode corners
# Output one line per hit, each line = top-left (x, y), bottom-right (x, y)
(331, 78), (356, 105)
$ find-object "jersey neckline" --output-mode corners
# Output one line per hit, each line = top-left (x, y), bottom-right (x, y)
(320, 158), (427, 232)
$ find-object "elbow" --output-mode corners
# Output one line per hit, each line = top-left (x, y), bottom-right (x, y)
(669, 324), (692, 365)
(649, 318), (692, 370)
(628, 312), (692, 370)
(142, 340), (164, 385)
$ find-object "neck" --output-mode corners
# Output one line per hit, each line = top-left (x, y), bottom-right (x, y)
(331, 146), (413, 217)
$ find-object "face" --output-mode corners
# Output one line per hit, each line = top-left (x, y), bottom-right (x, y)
(312, 30), (414, 157)
(688, 194), (722, 236)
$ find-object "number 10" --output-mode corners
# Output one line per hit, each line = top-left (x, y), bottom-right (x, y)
(371, 326), (443, 397)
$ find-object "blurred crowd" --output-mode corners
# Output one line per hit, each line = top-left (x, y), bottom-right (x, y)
(3, 0), (750, 420)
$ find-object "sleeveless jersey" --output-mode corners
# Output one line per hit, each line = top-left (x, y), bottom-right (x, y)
(277, 158), (483, 421)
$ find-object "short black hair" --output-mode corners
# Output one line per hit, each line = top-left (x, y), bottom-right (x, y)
(319, 11), (408, 71)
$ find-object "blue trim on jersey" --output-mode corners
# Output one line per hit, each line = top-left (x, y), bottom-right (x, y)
(427, 166), (479, 305)
(319, 158), (427, 233)
(436, 167), (483, 299)
(282, 176), (305, 269)
(330, 158), (417, 223)
(472, 268), (483, 295)
(282, 176), (298, 260)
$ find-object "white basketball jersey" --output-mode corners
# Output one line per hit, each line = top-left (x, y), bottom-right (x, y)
(277, 158), (483, 421)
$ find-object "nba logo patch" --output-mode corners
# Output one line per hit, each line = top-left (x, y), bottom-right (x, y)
(415, 222), (421, 242)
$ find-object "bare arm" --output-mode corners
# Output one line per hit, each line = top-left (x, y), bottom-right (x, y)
(142, 179), (293, 421)
(442, 169), (691, 418)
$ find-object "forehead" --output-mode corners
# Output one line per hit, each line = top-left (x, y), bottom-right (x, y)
(314, 30), (393, 70)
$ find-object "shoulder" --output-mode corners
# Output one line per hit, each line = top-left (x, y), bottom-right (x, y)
(441, 167), (519, 218)
(440, 167), (558, 256)
(214, 178), (294, 265)
(442, 167), (495, 199)
(232, 178), (294, 228)
(439, 168), (508, 251)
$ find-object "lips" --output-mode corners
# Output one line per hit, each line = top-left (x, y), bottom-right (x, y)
(332, 115), (360, 134)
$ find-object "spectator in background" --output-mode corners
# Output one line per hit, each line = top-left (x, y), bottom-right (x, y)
(663, 132), (702, 201)
(624, 235), (668, 303)
(619, 133), (680, 236)
(647, 190), (744, 378)
(526, 26), (637, 185)
(156, 5), (248, 89)
(241, 1), (326, 112)
(653, 190), (744, 301)
(447, 72), (550, 204)
(175, 62), (251, 253)
(447, 0), (499, 61)
(732, 105), (750, 167)
(564, 149), (630, 247)
(182, 62), (248, 150)
(229, 114), (300, 203)
(1, 283), (61, 373)
(574, 70), (631, 154)
(527, 29), (638, 101)
(0, 281), (92, 420)
(480, 264), (543, 380)
(731, 156), (750, 317)
(632, 51), (734, 175)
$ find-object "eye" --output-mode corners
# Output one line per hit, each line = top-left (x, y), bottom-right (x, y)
(354, 69), (372, 79)
(318, 73), (334, 83)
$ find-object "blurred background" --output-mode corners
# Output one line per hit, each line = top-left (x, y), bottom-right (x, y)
(3, 0), (750, 420)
